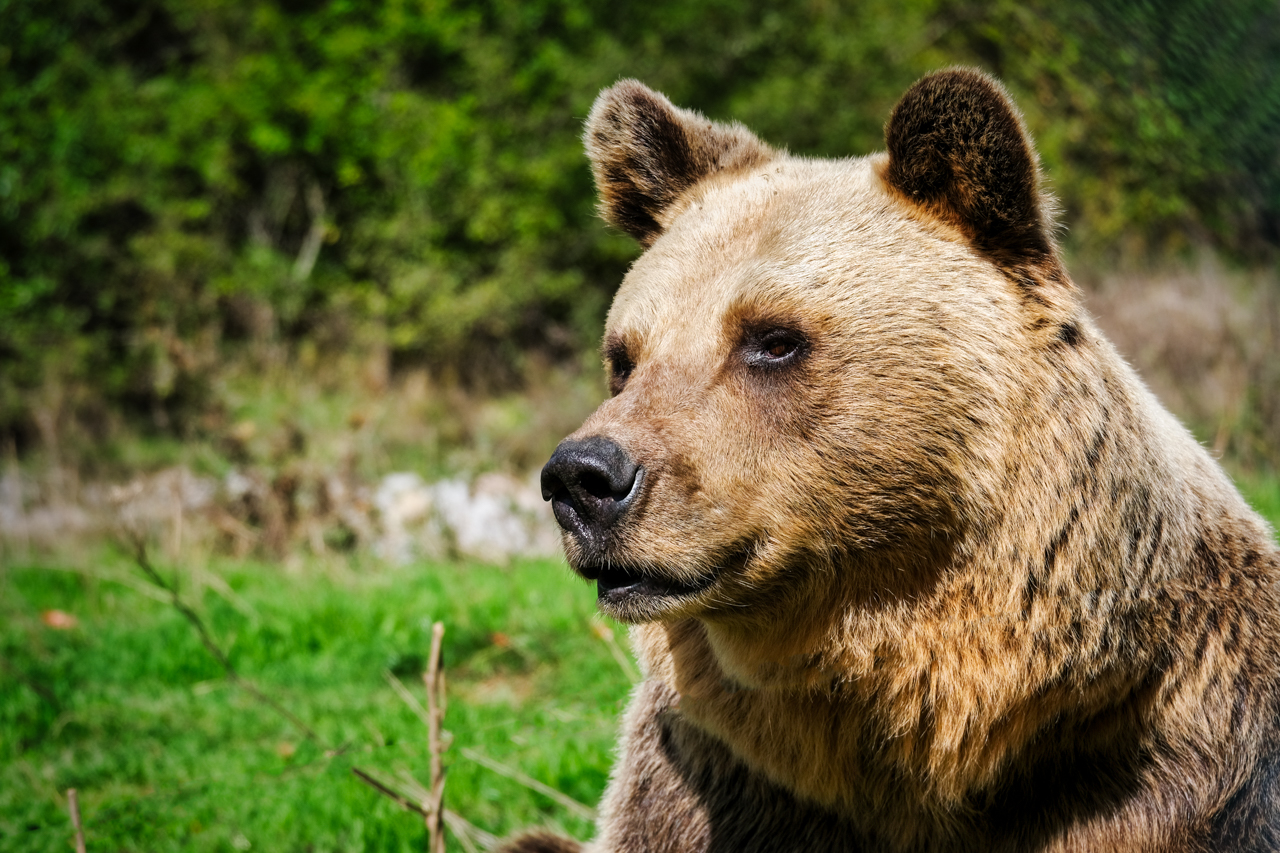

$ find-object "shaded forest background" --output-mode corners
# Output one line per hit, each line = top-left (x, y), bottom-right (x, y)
(3, 0), (1280, 473)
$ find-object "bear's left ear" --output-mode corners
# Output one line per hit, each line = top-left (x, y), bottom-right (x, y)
(585, 80), (775, 247)
(884, 68), (1058, 269)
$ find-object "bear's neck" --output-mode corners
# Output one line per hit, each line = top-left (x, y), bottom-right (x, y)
(634, 335), (1280, 839)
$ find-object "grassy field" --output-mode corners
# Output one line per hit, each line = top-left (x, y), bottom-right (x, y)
(0, 549), (633, 852)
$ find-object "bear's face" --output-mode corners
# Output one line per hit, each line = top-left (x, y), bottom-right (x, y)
(542, 72), (1071, 627)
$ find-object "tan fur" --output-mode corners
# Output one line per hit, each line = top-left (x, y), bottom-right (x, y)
(499, 69), (1280, 853)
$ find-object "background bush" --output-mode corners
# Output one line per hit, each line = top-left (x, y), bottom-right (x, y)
(2, 0), (1278, 454)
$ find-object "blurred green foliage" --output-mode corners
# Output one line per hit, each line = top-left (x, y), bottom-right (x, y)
(2, 0), (1278, 445)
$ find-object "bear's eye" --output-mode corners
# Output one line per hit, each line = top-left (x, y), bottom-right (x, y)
(745, 328), (807, 369)
(766, 340), (794, 358)
(606, 342), (634, 396)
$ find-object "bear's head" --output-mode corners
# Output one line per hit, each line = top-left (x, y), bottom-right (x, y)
(542, 69), (1082, 637)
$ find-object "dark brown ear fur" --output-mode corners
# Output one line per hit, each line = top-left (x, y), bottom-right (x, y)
(585, 80), (774, 246)
(884, 68), (1058, 272)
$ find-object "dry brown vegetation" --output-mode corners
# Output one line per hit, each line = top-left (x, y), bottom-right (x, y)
(1081, 260), (1279, 470)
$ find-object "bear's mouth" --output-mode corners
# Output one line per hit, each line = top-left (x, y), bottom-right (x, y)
(586, 563), (716, 596)
(573, 544), (759, 621)
(576, 563), (718, 612)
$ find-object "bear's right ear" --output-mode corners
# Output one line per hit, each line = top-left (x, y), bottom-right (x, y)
(585, 81), (774, 247)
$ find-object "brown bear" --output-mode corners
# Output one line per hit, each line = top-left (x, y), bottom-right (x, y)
(509, 68), (1280, 852)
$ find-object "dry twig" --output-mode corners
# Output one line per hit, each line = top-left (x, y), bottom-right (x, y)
(67, 788), (86, 853)
(590, 616), (641, 682)
(425, 621), (447, 853)
(37, 561), (171, 604)
(353, 767), (422, 815)
(441, 809), (497, 853)
(460, 747), (596, 822)
(384, 670), (433, 730)
(127, 534), (320, 742)
(351, 768), (498, 850)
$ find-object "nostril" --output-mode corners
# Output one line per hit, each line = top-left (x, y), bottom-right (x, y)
(580, 470), (618, 501)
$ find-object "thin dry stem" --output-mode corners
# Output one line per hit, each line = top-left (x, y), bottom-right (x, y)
(353, 767), (421, 813)
(128, 534), (320, 742)
(35, 562), (170, 604)
(67, 788), (86, 853)
(385, 670), (433, 729)
(351, 768), (497, 851)
(442, 809), (498, 853)
(591, 615), (641, 682)
(425, 621), (447, 853)
(460, 747), (596, 821)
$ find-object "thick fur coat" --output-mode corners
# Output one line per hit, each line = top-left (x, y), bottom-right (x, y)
(505, 69), (1280, 852)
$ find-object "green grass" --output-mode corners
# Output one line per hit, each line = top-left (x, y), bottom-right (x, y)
(0, 550), (632, 852)
(1238, 471), (1280, 538)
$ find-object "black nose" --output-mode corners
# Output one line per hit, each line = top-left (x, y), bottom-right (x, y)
(541, 436), (642, 543)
